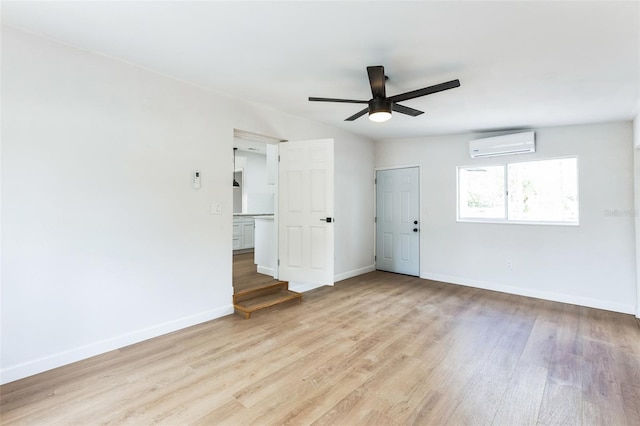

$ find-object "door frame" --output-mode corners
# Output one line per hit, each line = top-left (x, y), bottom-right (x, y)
(374, 164), (422, 277)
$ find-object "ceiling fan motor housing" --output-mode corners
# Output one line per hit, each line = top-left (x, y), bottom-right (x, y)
(369, 98), (392, 114)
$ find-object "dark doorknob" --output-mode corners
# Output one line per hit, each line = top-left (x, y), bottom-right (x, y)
(414, 220), (418, 225)
(413, 228), (418, 232)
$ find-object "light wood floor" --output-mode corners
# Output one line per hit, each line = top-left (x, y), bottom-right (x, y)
(233, 251), (280, 294)
(2, 272), (640, 425)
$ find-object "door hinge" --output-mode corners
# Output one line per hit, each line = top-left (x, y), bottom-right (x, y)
(277, 259), (280, 265)
(374, 178), (377, 184)
(374, 255), (377, 261)
(374, 217), (377, 223)
(278, 155), (281, 162)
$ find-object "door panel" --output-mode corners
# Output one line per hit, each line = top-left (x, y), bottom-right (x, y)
(310, 226), (326, 269)
(279, 139), (334, 286)
(287, 171), (303, 211)
(376, 167), (420, 276)
(287, 226), (303, 267)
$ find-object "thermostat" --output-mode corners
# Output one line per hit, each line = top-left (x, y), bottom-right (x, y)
(193, 170), (201, 189)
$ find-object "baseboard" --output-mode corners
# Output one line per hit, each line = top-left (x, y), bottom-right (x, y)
(334, 265), (376, 282)
(288, 281), (328, 293)
(257, 265), (275, 277)
(421, 272), (636, 315)
(0, 304), (234, 385)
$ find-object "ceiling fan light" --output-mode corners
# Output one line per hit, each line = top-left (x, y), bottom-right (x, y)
(369, 111), (392, 122)
(368, 98), (392, 123)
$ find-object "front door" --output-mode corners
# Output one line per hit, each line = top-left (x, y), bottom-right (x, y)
(376, 167), (420, 276)
(278, 139), (334, 287)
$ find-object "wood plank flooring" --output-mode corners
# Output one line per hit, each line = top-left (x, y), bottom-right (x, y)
(233, 251), (280, 294)
(2, 272), (640, 425)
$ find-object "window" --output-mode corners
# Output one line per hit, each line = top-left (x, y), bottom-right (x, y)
(458, 165), (505, 220)
(457, 157), (578, 224)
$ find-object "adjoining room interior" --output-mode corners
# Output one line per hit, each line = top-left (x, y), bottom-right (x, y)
(231, 140), (277, 294)
(1, 1), (639, 424)
(230, 130), (301, 317)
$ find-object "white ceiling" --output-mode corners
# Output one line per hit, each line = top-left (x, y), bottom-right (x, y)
(2, 1), (638, 141)
(234, 138), (267, 155)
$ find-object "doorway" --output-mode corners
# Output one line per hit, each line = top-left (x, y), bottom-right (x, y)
(232, 129), (282, 294)
(375, 167), (420, 276)
(231, 135), (335, 318)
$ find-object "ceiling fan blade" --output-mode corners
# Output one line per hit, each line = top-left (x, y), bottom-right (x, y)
(388, 79), (460, 103)
(393, 104), (424, 117)
(309, 97), (368, 104)
(345, 107), (369, 121)
(367, 66), (386, 99)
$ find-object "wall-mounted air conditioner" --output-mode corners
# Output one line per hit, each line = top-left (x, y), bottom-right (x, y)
(469, 131), (535, 158)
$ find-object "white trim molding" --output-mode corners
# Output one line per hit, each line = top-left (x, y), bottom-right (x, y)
(334, 265), (375, 282)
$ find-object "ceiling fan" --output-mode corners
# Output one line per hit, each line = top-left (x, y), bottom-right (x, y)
(309, 65), (460, 123)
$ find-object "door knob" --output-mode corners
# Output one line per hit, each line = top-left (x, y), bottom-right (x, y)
(414, 220), (418, 225)
(413, 228), (418, 232)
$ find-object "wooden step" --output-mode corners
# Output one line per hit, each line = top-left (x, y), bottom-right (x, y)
(233, 281), (289, 304)
(233, 283), (302, 319)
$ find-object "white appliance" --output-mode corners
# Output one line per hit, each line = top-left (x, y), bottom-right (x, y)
(469, 131), (536, 158)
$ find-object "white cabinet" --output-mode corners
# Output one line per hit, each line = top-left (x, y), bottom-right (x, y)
(233, 216), (255, 250)
(241, 221), (254, 247)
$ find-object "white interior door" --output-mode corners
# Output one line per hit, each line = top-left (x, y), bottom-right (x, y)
(376, 167), (420, 276)
(278, 139), (334, 287)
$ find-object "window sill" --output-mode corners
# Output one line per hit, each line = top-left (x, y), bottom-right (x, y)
(456, 218), (579, 226)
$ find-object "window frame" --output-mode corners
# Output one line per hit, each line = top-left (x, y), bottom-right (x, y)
(456, 156), (579, 226)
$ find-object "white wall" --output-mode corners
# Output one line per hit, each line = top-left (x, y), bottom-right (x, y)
(376, 122), (637, 314)
(334, 133), (377, 282)
(235, 150), (273, 214)
(0, 26), (375, 384)
(634, 111), (640, 317)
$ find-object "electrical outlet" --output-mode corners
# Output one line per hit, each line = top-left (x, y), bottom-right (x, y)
(506, 260), (513, 270)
